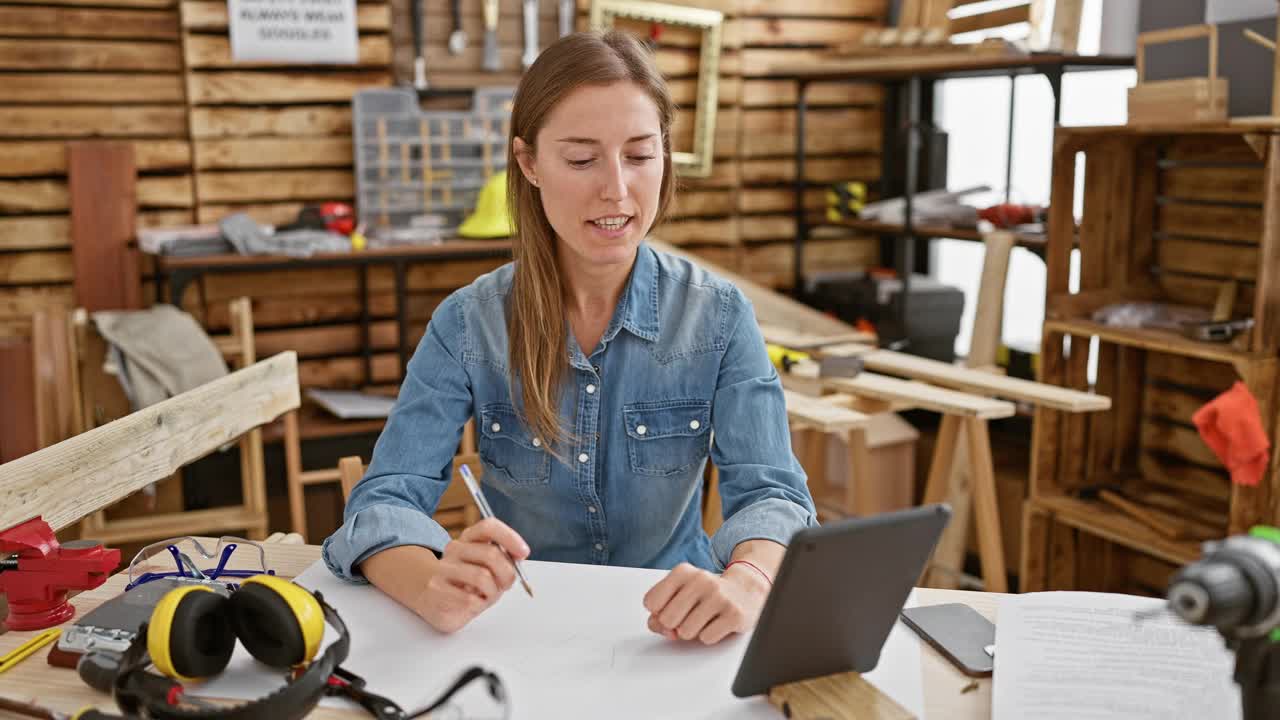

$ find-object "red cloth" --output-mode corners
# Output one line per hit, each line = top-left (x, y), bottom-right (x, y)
(1192, 382), (1270, 487)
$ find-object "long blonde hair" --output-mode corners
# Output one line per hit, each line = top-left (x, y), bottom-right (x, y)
(506, 30), (677, 456)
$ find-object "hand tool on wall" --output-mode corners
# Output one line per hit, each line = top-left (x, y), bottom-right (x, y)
(448, 0), (467, 54)
(411, 0), (427, 90)
(0, 517), (120, 631)
(483, 0), (501, 71)
(559, 0), (574, 37)
(522, 0), (540, 69)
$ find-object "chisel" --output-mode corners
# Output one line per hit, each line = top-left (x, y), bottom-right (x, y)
(559, 0), (574, 38)
(411, 0), (427, 89)
(448, 0), (466, 54)
(483, 0), (501, 71)
(522, 0), (539, 69)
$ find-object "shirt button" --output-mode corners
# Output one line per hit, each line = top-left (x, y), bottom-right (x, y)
(532, 438), (541, 448)
(690, 420), (701, 430)
(636, 425), (647, 436)
(593, 365), (601, 374)
(588, 505), (597, 513)
(586, 384), (596, 394)
(578, 453), (589, 463)
(595, 543), (604, 551)
(491, 422), (501, 432)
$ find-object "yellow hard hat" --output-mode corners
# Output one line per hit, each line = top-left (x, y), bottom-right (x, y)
(459, 170), (515, 238)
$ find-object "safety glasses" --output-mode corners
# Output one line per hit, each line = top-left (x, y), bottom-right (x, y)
(125, 535), (274, 591)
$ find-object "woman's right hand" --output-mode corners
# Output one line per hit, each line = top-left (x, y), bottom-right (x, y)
(410, 518), (530, 633)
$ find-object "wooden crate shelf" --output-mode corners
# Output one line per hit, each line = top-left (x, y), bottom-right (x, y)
(1023, 124), (1280, 594)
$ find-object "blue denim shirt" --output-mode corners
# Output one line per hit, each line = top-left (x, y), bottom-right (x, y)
(323, 243), (816, 582)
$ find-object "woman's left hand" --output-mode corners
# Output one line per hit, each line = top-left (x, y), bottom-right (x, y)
(642, 562), (771, 645)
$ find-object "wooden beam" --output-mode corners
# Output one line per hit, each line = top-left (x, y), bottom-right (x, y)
(1255, 134), (1280, 352)
(826, 372), (1015, 419)
(0, 352), (299, 533)
(0, 6), (178, 38)
(69, 142), (141, 311)
(186, 71), (391, 104)
(784, 390), (870, 434)
(0, 339), (37, 463)
(0, 38), (179, 71)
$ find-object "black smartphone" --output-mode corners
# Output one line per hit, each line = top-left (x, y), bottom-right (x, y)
(900, 603), (995, 677)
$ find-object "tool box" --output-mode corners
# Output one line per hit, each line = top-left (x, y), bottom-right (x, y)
(805, 271), (965, 363)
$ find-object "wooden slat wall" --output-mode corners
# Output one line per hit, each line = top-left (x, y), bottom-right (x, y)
(0, 0), (193, 338)
(1154, 135), (1264, 315)
(733, 0), (886, 289)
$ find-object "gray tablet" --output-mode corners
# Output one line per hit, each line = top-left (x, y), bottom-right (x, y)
(731, 504), (951, 697)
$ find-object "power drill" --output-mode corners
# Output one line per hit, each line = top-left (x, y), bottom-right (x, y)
(1166, 527), (1280, 720)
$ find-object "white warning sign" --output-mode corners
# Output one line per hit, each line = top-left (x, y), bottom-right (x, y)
(227, 0), (359, 64)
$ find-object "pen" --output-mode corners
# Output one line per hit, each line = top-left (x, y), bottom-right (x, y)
(0, 628), (60, 675)
(458, 464), (534, 598)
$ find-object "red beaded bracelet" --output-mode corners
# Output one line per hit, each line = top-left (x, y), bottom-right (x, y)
(724, 559), (773, 588)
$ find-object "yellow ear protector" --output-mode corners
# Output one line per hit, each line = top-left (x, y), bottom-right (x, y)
(110, 575), (350, 720)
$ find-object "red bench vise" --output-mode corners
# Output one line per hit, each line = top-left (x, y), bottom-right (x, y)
(0, 517), (120, 631)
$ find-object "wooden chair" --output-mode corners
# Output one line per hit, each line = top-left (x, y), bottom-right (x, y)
(334, 420), (481, 537)
(66, 298), (272, 544)
(0, 352), (300, 541)
(281, 404), (386, 540)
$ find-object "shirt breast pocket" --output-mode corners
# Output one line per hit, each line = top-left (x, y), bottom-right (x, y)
(623, 399), (712, 477)
(479, 404), (550, 486)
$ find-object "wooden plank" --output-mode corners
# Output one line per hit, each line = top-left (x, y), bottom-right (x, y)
(738, 0), (887, 19)
(194, 138), (352, 170)
(741, 155), (881, 184)
(0, 352), (300, 533)
(0, 106), (187, 138)
(1144, 383), (1217, 426)
(196, 169), (352, 203)
(1158, 202), (1261, 244)
(31, 307), (77, 448)
(1141, 420), (1223, 471)
(1158, 237), (1258, 281)
(181, 0), (388, 30)
(196, 201), (306, 225)
(203, 291), (444, 330)
(186, 71), (391, 104)
(861, 349), (1112, 412)
(743, 128), (880, 157)
(0, 6), (178, 38)
(69, 143), (140, 311)
(184, 34), (391, 68)
(256, 320), (404, 358)
(1126, 142), (1159, 286)
(0, 39), (179, 71)
(0, 217), (70, 251)
(2, 0), (173, 7)
(299, 352), (399, 387)
(741, 79), (883, 108)
(138, 209), (197, 229)
(739, 188), (827, 215)
(667, 76), (741, 107)
(0, 251), (74, 284)
(404, 257), (508, 292)
(0, 179), (67, 213)
(138, 175), (195, 208)
(825, 373), (1016, 419)
(671, 189), (736, 218)
(1160, 273), (1256, 316)
(1111, 347), (1146, 474)
(1255, 134), (1280, 354)
(0, 285), (74, 319)
(0, 339), (37, 462)
(654, 218), (739, 246)
(1139, 452), (1232, 505)
(0, 72), (184, 103)
(740, 238), (879, 288)
(783, 390), (870, 434)
(1161, 166), (1264, 204)
(949, 4), (1030, 35)
(738, 18), (878, 46)
(1165, 135), (1261, 163)
(191, 106), (351, 138)
(1144, 352), (1241, 394)
(0, 140), (190, 177)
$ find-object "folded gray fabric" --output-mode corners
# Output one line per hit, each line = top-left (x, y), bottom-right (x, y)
(219, 212), (350, 258)
(92, 305), (229, 411)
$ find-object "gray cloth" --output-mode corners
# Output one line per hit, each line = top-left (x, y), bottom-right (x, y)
(219, 212), (350, 258)
(92, 305), (229, 411)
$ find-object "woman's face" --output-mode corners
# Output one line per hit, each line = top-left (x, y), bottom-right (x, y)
(516, 81), (665, 272)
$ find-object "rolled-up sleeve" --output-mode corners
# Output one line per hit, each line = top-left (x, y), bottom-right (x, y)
(707, 291), (817, 569)
(322, 293), (472, 582)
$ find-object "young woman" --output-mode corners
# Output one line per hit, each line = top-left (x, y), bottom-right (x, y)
(323, 30), (815, 646)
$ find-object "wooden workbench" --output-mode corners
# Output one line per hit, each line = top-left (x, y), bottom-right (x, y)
(0, 541), (999, 719)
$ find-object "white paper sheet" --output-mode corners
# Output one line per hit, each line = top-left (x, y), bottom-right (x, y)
(189, 560), (927, 719)
(306, 389), (396, 419)
(993, 591), (1241, 720)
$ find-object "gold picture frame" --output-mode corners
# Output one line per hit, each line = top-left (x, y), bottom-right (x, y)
(589, 0), (723, 178)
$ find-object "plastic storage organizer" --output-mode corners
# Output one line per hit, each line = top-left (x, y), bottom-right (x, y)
(352, 86), (515, 234)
